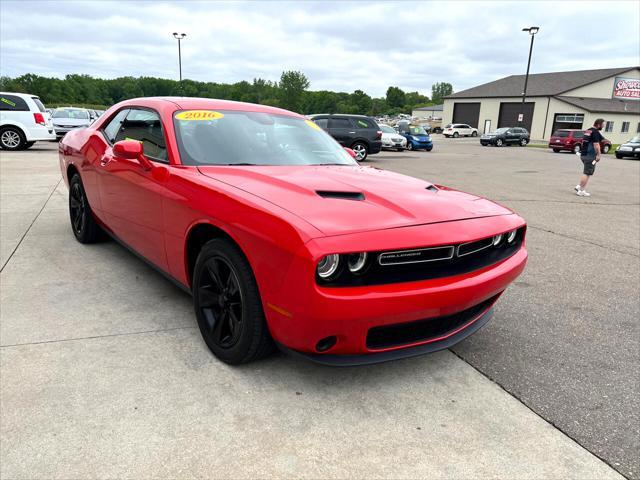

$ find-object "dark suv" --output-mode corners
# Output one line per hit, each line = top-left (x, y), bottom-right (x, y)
(480, 127), (530, 147)
(309, 114), (382, 161)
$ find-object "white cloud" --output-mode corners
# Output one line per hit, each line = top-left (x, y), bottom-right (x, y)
(1, 0), (638, 97)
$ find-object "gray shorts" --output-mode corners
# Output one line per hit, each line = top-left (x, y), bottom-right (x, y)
(581, 155), (596, 176)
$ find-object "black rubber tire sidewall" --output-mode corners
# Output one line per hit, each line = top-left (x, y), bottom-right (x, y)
(193, 238), (274, 364)
(24, 141), (36, 149)
(69, 174), (104, 243)
(0, 127), (26, 150)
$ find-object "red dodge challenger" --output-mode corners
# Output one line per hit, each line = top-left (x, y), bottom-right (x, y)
(59, 97), (527, 365)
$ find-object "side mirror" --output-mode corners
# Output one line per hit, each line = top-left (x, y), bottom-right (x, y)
(113, 140), (153, 170)
(344, 147), (357, 159)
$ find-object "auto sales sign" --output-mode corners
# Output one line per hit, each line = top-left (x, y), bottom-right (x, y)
(612, 77), (640, 100)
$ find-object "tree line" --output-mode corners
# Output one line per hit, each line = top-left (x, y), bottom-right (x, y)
(0, 71), (453, 116)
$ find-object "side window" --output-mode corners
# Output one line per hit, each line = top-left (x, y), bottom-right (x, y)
(572, 131), (584, 139)
(102, 109), (130, 143)
(116, 108), (167, 162)
(354, 118), (375, 129)
(329, 118), (352, 129)
(0, 94), (29, 111)
(313, 118), (328, 129)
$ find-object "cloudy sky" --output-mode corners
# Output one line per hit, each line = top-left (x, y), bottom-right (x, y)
(1, 0), (638, 97)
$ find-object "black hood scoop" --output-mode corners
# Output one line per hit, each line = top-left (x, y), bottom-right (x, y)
(316, 190), (365, 201)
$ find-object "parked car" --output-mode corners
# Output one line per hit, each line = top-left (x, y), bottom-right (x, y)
(443, 123), (478, 138)
(480, 127), (530, 147)
(52, 108), (92, 139)
(398, 124), (433, 151)
(380, 124), (406, 151)
(615, 136), (640, 159)
(309, 114), (382, 161)
(59, 97), (527, 365)
(549, 129), (612, 154)
(0, 92), (55, 150)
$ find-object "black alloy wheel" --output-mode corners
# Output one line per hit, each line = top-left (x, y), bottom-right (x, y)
(193, 239), (273, 364)
(69, 174), (103, 243)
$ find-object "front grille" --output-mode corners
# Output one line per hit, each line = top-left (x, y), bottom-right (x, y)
(366, 294), (498, 349)
(317, 226), (525, 287)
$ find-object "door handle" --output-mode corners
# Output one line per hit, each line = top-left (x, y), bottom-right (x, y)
(349, 131), (356, 134)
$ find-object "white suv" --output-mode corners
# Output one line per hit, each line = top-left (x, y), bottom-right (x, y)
(0, 92), (55, 150)
(443, 123), (478, 138)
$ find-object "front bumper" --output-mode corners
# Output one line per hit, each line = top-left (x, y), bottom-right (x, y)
(264, 216), (527, 361)
(410, 140), (433, 149)
(54, 126), (85, 137)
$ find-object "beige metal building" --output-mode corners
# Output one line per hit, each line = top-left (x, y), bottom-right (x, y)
(442, 67), (640, 143)
(412, 104), (443, 120)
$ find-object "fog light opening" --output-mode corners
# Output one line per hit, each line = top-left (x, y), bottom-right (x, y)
(315, 336), (337, 353)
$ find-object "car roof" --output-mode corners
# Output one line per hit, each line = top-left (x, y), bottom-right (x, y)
(117, 97), (301, 118)
(309, 113), (371, 118)
(0, 91), (40, 98)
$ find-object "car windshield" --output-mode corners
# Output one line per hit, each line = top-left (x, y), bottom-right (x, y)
(629, 136), (640, 143)
(380, 125), (396, 133)
(173, 110), (358, 166)
(553, 131), (570, 137)
(494, 128), (509, 134)
(409, 126), (427, 135)
(53, 109), (89, 119)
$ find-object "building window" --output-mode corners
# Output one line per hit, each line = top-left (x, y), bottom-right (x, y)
(621, 122), (630, 133)
(637, 122), (640, 133)
(605, 121), (614, 133)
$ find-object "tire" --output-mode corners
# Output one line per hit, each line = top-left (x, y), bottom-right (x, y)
(406, 142), (414, 151)
(69, 173), (104, 243)
(520, 138), (528, 147)
(396, 148), (403, 152)
(602, 144), (610, 154)
(553, 148), (560, 153)
(495, 138), (504, 147)
(453, 132), (459, 138)
(24, 141), (36, 149)
(615, 153), (622, 159)
(0, 127), (26, 150)
(471, 131), (478, 137)
(193, 238), (274, 364)
(351, 142), (368, 161)
(573, 144), (581, 154)
(426, 147), (433, 152)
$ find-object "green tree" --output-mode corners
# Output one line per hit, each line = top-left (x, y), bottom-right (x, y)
(431, 82), (453, 104)
(386, 86), (406, 108)
(279, 70), (310, 112)
(350, 89), (372, 115)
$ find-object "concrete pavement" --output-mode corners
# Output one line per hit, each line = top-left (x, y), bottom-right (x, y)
(0, 142), (634, 478)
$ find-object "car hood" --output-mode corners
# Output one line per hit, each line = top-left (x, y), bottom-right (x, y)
(381, 132), (403, 140)
(52, 118), (89, 126)
(410, 134), (431, 141)
(197, 165), (512, 236)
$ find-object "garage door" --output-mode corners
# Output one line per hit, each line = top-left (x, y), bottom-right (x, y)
(452, 103), (480, 128)
(498, 102), (535, 132)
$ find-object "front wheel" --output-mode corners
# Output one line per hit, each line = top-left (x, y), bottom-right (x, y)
(24, 141), (36, 149)
(351, 142), (368, 161)
(615, 153), (623, 159)
(396, 147), (404, 152)
(69, 174), (104, 243)
(495, 138), (504, 147)
(0, 127), (26, 150)
(553, 148), (560, 153)
(193, 238), (274, 364)
(426, 147), (433, 152)
(602, 144), (610, 154)
(406, 142), (414, 151)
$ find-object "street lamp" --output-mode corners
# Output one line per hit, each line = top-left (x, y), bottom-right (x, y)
(519, 26), (539, 126)
(172, 32), (187, 83)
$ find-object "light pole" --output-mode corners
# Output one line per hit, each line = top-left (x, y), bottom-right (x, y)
(172, 32), (187, 83)
(520, 26), (539, 126)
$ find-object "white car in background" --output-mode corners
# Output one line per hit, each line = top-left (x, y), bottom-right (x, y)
(52, 108), (92, 139)
(0, 92), (55, 150)
(380, 124), (407, 151)
(443, 123), (478, 138)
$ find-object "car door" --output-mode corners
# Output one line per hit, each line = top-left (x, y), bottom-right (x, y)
(328, 117), (355, 146)
(505, 129), (518, 144)
(97, 107), (170, 269)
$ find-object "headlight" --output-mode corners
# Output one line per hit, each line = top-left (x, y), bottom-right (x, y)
(348, 252), (368, 273)
(507, 230), (517, 244)
(317, 254), (340, 279)
(492, 234), (503, 246)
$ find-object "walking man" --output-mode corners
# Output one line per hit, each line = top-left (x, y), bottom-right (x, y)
(575, 118), (605, 197)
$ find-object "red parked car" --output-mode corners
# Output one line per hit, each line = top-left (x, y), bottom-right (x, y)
(59, 97), (527, 365)
(549, 129), (612, 154)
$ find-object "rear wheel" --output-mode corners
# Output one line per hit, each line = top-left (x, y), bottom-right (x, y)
(553, 148), (561, 153)
(351, 142), (368, 161)
(69, 174), (104, 243)
(573, 144), (581, 154)
(602, 144), (610, 154)
(453, 131), (459, 138)
(520, 138), (528, 147)
(193, 238), (274, 364)
(0, 127), (26, 150)
(24, 141), (36, 149)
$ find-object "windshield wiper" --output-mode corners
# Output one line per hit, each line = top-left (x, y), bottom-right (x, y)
(222, 162), (261, 166)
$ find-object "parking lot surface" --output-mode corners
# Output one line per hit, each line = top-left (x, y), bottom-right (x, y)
(1, 140), (637, 479)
